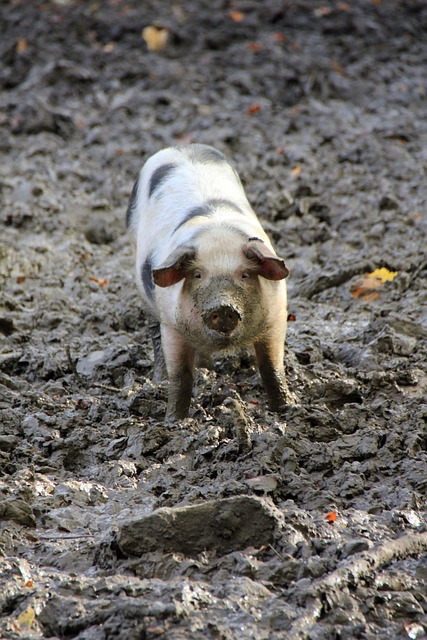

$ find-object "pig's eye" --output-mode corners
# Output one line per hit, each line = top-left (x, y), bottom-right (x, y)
(193, 271), (202, 279)
(241, 271), (250, 280)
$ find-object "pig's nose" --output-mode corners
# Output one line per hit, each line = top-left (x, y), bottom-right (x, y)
(208, 305), (241, 334)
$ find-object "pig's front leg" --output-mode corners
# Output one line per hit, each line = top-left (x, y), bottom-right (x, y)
(161, 323), (195, 421)
(254, 335), (289, 412)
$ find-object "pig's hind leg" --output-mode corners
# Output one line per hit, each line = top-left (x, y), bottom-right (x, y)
(160, 323), (196, 421)
(147, 318), (167, 382)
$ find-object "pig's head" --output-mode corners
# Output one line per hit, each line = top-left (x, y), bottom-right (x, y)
(152, 233), (289, 353)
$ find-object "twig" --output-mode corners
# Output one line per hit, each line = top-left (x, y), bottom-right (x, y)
(297, 262), (375, 299)
(90, 382), (122, 393)
(287, 530), (427, 639)
(65, 344), (82, 382)
(38, 533), (95, 540)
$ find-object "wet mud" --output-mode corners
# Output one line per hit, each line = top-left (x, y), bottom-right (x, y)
(1, 1), (426, 638)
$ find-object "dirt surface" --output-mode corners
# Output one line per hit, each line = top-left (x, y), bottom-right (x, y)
(1, 1), (427, 638)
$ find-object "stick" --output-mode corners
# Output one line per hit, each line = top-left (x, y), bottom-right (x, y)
(287, 530), (427, 638)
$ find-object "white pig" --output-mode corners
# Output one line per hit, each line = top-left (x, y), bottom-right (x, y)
(126, 144), (290, 420)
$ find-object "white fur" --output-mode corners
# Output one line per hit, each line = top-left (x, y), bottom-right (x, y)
(128, 144), (290, 418)
(129, 145), (277, 316)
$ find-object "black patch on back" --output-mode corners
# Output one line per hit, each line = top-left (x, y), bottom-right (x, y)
(207, 198), (243, 215)
(173, 205), (211, 232)
(141, 253), (155, 300)
(187, 144), (227, 165)
(125, 178), (139, 228)
(149, 163), (177, 198)
(173, 198), (243, 234)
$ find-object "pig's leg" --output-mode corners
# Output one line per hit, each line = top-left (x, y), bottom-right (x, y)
(161, 323), (195, 420)
(147, 318), (167, 382)
(254, 334), (289, 412)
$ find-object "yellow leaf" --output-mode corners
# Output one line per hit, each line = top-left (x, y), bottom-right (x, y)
(16, 606), (35, 630)
(16, 38), (28, 54)
(142, 26), (169, 52)
(367, 267), (398, 282)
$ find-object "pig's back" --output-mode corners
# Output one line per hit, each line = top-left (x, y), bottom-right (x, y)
(128, 145), (258, 259)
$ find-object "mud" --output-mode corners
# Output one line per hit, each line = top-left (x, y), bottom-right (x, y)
(1, 1), (426, 638)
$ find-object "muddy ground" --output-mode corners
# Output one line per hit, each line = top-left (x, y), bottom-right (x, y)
(1, 0), (427, 638)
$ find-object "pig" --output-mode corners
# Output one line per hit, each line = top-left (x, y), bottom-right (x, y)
(126, 143), (290, 421)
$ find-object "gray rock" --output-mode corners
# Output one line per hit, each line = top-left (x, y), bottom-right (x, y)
(118, 496), (282, 557)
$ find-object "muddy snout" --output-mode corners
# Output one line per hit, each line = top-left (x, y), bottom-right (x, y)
(203, 305), (242, 335)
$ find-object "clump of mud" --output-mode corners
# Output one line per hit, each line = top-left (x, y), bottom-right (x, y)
(1, 1), (426, 638)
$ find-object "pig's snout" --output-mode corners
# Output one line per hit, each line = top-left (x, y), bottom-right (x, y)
(204, 305), (241, 335)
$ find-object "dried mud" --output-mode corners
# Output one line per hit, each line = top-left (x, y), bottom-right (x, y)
(0, 1), (426, 639)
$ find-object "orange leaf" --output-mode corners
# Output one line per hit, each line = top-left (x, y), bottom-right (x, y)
(247, 42), (263, 53)
(326, 511), (337, 523)
(16, 276), (26, 284)
(229, 10), (245, 22)
(350, 277), (381, 301)
(16, 37), (28, 54)
(291, 165), (302, 177)
(350, 268), (397, 301)
(287, 313), (296, 322)
(247, 104), (261, 115)
(273, 32), (287, 42)
(89, 277), (108, 287)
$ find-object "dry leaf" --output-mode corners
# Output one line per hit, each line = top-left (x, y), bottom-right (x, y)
(89, 277), (108, 287)
(350, 268), (397, 301)
(16, 37), (28, 54)
(326, 511), (337, 523)
(291, 165), (302, 177)
(142, 26), (169, 52)
(273, 32), (287, 42)
(247, 42), (263, 53)
(314, 6), (333, 17)
(247, 104), (261, 115)
(175, 132), (193, 144)
(229, 10), (245, 22)
(287, 313), (296, 322)
(331, 59), (347, 76)
(16, 606), (36, 630)
(102, 42), (116, 53)
(367, 267), (398, 282)
(350, 277), (381, 301)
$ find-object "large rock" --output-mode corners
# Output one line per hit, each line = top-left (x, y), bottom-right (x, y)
(117, 496), (282, 557)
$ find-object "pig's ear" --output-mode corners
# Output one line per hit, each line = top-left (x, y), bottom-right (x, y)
(152, 248), (196, 287)
(243, 240), (290, 280)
